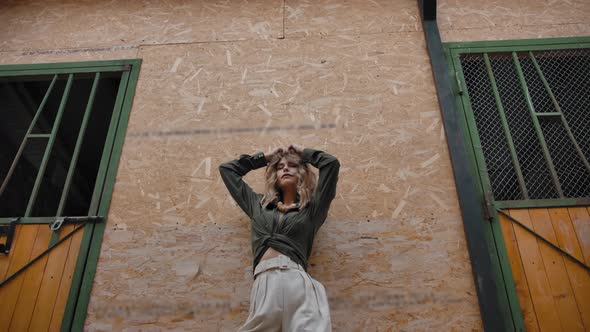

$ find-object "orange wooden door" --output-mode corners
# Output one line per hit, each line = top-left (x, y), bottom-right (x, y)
(0, 223), (85, 331)
(499, 207), (590, 332)
(0, 60), (140, 331)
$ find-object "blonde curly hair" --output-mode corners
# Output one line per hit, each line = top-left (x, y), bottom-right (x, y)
(261, 151), (317, 209)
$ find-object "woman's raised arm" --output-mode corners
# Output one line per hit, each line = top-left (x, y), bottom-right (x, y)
(219, 152), (267, 219)
(296, 146), (340, 222)
(219, 148), (283, 218)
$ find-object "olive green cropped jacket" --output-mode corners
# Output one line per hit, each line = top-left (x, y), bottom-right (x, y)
(219, 148), (340, 275)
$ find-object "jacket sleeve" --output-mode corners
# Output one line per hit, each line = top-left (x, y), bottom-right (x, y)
(219, 152), (267, 219)
(301, 148), (340, 225)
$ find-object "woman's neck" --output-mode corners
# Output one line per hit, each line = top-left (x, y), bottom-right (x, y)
(282, 189), (297, 206)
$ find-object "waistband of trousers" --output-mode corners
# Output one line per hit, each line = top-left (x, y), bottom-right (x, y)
(254, 254), (304, 279)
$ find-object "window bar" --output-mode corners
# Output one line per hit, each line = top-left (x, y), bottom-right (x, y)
(529, 51), (590, 175)
(61, 70), (131, 332)
(512, 52), (564, 197)
(483, 53), (529, 199)
(24, 74), (75, 217)
(26, 134), (52, 138)
(535, 112), (562, 118)
(49, 72), (101, 245)
(0, 74), (58, 197)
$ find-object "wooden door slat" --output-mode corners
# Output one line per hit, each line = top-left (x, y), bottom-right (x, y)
(29, 224), (78, 331)
(48, 225), (85, 332)
(528, 208), (584, 332)
(499, 210), (540, 331)
(568, 207), (590, 265)
(0, 225), (41, 331)
(549, 208), (590, 330)
(509, 209), (563, 332)
(9, 225), (52, 331)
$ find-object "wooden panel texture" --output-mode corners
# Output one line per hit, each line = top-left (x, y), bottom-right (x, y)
(0, 224), (84, 331)
(439, 0), (590, 42)
(503, 207), (590, 332)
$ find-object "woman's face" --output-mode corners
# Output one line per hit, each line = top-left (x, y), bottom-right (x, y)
(276, 157), (299, 190)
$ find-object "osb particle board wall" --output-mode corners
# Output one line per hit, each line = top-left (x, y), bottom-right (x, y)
(439, 0), (590, 41)
(0, 0), (587, 331)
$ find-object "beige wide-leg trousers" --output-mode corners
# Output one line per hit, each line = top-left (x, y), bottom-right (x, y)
(238, 254), (332, 332)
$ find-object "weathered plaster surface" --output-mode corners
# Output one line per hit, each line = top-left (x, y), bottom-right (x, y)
(439, 0), (590, 41)
(87, 32), (480, 331)
(0, 46), (139, 64)
(1, 0), (587, 330)
(285, 0), (422, 37)
(0, 0), (283, 51)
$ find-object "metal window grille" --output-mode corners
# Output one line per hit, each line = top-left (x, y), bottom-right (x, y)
(0, 68), (125, 219)
(460, 49), (590, 201)
(0, 61), (139, 332)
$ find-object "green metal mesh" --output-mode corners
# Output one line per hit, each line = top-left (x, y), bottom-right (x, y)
(459, 49), (590, 201)
(459, 55), (523, 201)
(533, 49), (590, 197)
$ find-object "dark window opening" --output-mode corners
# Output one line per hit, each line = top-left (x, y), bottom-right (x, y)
(0, 72), (122, 217)
(460, 49), (590, 201)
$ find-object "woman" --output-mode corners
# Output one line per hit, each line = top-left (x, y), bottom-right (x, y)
(219, 144), (339, 332)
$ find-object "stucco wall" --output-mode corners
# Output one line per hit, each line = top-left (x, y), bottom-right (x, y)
(0, 0), (587, 331)
(440, 0), (590, 41)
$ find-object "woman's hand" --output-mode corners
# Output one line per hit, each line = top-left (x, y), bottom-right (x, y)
(264, 145), (304, 163)
(288, 144), (304, 155)
(265, 147), (284, 163)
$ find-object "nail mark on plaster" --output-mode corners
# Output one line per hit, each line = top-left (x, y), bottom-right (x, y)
(174, 29), (192, 37)
(392, 200), (407, 218)
(404, 186), (412, 198)
(171, 58), (183, 73)
(420, 154), (440, 168)
(257, 104), (272, 117)
(195, 197), (211, 209)
(226, 50), (232, 66)
(377, 184), (393, 193)
(429, 192), (448, 210)
(259, 119), (273, 137)
(185, 68), (202, 83)
(164, 202), (187, 214)
(426, 118), (440, 132)
(191, 178), (213, 183)
(192, 157), (212, 178)
(420, 111), (438, 118)
(339, 193), (353, 215)
(241, 68), (248, 84)
(196, 98), (207, 114)
(270, 86), (280, 98)
(148, 193), (161, 210)
(341, 73), (348, 93)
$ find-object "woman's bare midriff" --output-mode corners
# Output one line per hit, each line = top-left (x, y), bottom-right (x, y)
(260, 212), (285, 261)
(260, 247), (282, 261)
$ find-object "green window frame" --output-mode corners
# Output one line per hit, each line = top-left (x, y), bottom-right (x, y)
(444, 37), (590, 332)
(446, 37), (590, 210)
(0, 59), (141, 331)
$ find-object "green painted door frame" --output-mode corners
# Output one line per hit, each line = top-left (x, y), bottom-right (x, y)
(445, 45), (525, 332)
(0, 59), (141, 331)
(419, 1), (515, 329)
(444, 36), (590, 332)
